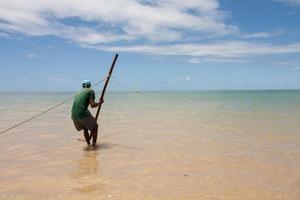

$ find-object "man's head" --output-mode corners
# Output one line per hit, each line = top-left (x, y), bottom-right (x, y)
(82, 80), (91, 88)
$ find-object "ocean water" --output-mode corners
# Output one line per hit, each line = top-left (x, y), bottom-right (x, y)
(0, 90), (299, 200)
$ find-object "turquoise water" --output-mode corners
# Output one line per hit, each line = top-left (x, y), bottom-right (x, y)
(1, 90), (300, 136)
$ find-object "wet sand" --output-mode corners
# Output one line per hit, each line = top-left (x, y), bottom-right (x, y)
(0, 92), (300, 199)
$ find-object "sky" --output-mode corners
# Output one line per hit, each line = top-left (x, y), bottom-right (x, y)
(0, 0), (300, 92)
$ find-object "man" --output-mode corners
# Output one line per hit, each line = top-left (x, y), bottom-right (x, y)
(71, 80), (103, 146)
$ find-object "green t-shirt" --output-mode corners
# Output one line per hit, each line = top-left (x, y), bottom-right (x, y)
(71, 88), (96, 120)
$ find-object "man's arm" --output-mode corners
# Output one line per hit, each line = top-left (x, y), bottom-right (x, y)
(90, 99), (104, 108)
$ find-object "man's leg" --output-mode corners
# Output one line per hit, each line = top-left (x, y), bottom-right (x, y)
(91, 125), (98, 146)
(83, 128), (91, 145)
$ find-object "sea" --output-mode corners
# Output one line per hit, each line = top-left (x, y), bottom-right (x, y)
(0, 90), (299, 200)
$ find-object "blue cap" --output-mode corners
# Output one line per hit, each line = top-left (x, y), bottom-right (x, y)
(82, 80), (91, 88)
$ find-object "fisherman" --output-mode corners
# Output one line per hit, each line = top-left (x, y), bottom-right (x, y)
(71, 80), (103, 146)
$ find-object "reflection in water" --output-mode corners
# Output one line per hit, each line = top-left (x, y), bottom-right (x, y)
(71, 150), (105, 196)
(76, 150), (98, 177)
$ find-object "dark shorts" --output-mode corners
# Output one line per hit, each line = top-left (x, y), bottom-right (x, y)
(73, 114), (98, 131)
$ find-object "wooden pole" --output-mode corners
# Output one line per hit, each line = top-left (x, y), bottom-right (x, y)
(95, 54), (119, 120)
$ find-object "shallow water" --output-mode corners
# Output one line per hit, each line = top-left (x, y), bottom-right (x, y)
(0, 91), (300, 199)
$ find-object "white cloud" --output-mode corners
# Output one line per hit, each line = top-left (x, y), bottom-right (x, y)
(186, 76), (192, 81)
(26, 53), (37, 59)
(189, 57), (252, 63)
(0, 0), (299, 60)
(189, 58), (202, 63)
(275, 0), (300, 5)
(88, 41), (300, 58)
(272, 60), (300, 67)
(0, 32), (10, 38)
(241, 31), (282, 39)
(285, 10), (297, 15)
(168, 76), (192, 83)
(0, 0), (237, 44)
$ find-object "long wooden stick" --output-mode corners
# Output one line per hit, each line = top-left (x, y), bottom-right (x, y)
(95, 54), (119, 121)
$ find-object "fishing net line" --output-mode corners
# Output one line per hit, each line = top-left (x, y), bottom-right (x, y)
(0, 75), (180, 156)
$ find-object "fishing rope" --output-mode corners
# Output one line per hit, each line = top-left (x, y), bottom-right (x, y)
(110, 77), (180, 128)
(0, 78), (107, 135)
(111, 76), (176, 102)
(0, 76), (178, 135)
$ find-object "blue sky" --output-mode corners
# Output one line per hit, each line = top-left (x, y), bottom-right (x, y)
(0, 0), (300, 91)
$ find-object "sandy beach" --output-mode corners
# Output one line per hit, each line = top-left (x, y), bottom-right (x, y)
(0, 91), (299, 200)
